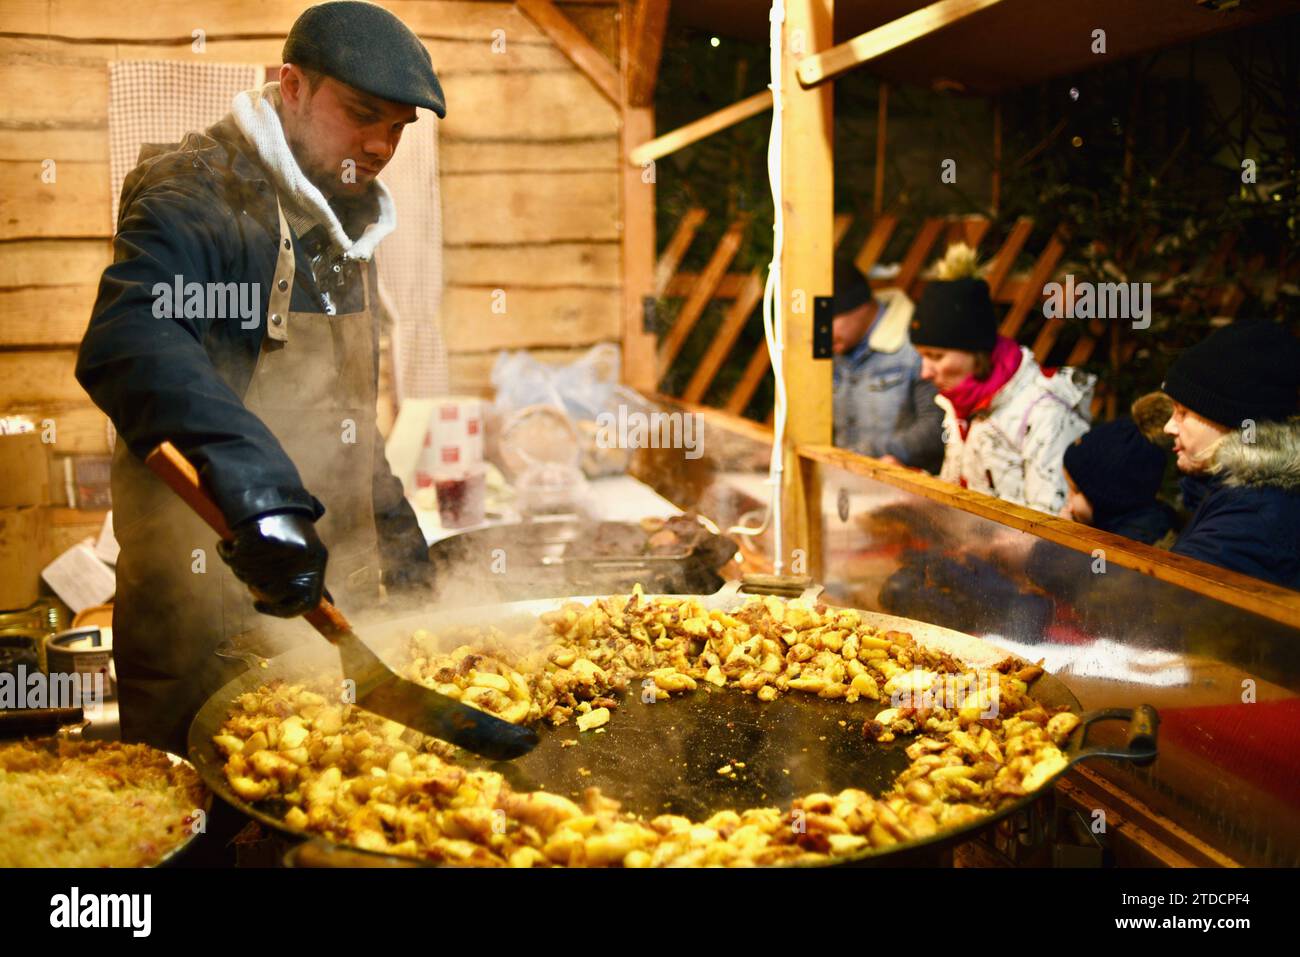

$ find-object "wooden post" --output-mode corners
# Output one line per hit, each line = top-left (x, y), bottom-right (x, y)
(991, 98), (1002, 217)
(779, 0), (834, 577)
(873, 82), (888, 219)
(620, 0), (658, 393)
(626, 0), (671, 108)
(518, 0), (621, 106)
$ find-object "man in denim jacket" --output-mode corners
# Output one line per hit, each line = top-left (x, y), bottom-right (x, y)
(832, 261), (945, 472)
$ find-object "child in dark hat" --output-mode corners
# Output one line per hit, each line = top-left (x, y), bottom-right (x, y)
(1022, 394), (1174, 611)
(910, 244), (1096, 516)
(1161, 320), (1300, 590)
(1060, 394), (1176, 546)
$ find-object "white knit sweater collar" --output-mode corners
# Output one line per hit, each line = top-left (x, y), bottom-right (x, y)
(231, 81), (395, 261)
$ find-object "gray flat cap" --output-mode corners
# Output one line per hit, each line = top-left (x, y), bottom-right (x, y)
(283, 1), (446, 117)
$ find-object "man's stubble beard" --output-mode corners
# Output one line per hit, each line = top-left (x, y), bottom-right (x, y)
(284, 125), (343, 201)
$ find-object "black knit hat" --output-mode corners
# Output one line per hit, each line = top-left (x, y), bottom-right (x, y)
(909, 278), (998, 352)
(1064, 418), (1168, 519)
(283, 1), (446, 117)
(833, 258), (874, 316)
(1162, 320), (1300, 428)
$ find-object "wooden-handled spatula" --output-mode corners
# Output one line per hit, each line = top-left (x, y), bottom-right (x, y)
(145, 441), (538, 761)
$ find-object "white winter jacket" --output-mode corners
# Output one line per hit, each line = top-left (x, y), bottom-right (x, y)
(935, 346), (1096, 516)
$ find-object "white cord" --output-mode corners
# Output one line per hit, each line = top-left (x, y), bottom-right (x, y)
(727, 0), (788, 576)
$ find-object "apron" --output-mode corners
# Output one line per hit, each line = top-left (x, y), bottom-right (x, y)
(111, 196), (383, 753)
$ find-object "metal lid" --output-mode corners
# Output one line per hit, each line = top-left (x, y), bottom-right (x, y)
(48, 626), (110, 650)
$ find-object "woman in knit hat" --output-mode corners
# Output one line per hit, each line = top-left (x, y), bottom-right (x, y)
(1161, 320), (1300, 590)
(910, 244), (1096, 515)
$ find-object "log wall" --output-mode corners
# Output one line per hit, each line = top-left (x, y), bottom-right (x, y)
(0, 0), (623, 482)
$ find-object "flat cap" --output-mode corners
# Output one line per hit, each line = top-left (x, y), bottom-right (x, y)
(283, 1), (446, 117)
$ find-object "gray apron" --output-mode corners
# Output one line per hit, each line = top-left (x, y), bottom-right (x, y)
(111, 196), (382, 753)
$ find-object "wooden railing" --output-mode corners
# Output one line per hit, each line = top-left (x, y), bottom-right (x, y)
(652, 209), (1276, 422)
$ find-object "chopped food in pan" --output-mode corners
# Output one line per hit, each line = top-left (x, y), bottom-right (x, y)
(213, 589), (1080, 866)
(0, 739), (207, 867)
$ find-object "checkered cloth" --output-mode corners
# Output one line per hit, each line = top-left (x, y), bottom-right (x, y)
(375, 115), (449, 399)
(108, 60), (262, 225)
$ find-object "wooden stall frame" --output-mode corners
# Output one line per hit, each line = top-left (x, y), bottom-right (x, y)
(798, 443), (1300, 630)
(638, 398), (1300, 632)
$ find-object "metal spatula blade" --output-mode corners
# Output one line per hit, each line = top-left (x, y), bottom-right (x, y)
(330, 618), (538, 760)
(147, 441), (538, 761)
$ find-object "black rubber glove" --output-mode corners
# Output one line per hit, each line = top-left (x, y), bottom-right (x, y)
(218, 511), (328, 617)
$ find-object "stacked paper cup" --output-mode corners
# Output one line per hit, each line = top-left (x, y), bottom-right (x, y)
(415, 396), (486, 528)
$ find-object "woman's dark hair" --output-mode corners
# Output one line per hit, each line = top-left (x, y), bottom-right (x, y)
(971, 351), (993, 381)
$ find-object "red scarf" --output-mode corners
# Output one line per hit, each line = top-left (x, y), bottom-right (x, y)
(942, 336), (1023, 440)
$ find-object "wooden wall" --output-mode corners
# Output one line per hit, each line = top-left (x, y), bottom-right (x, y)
(0, 0), (624, 484)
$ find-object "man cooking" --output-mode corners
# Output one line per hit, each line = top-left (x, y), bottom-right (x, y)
(76, 1), (440, 754)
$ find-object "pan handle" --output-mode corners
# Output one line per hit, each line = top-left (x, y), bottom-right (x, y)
(1066, 704), (1159, 768)
(0, 706), (85, 740)
(723, 574), (824, 603)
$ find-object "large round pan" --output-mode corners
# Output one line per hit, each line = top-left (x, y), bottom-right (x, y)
(188, 581), (1158, 866)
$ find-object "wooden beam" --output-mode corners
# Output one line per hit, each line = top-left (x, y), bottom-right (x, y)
(1066, 319), (1106, 367)
(1031, 317), (1063, 363)
(833, 212), (853, 247)
(780, 0), (835, 575)
(656, 216), (749, 371)
(628, 90), (772, 166)
(891, 217), (945, 296)
(853, 213), (898, 277)
(1000, 231), (1065, 338)
(945, 215), (990, 249)
(682, 271), (764, 403)
(619, 0), (658, 392)
(653, 207), (706, 297)
(983, 217), (1033, 297)
(663, 271), (748, 299)
(648, 392), (775, 446)
(795, 0), (1007, 89)
(1060, 767), (1241, 869)
(796, 443), (1300, 630)
(873, 82), (888, 218)
(625, 0), (670, 107)
(725, 343), (772, 416)
(991, 98), (1003, 217)
(517, 0), (620, 106)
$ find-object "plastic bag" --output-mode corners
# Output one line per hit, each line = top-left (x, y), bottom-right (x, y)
(491, 344), (633, 479)
(491, 343), (621, 422)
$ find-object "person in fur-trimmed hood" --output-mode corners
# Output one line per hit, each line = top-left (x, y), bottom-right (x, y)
(910, 244), (1096, 516)
(1162, 320), (1300, 590)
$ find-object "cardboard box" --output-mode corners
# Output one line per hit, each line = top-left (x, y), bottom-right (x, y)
(0, 432), (54, 506)
(0, 506), (51, 611)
